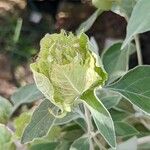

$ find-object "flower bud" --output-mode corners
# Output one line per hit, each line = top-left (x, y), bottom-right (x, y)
(31, 30), (107, 114)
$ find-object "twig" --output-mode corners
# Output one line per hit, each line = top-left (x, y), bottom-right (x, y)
(84, 104), (94, 150)
(134, 35), (143, 65)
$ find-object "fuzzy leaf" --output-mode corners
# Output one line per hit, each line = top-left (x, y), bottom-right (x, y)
(106, 66), (150, 114)
(11, 84), (43, 113)
(81, 89), (116, 148)
(21, 100), (56, 144)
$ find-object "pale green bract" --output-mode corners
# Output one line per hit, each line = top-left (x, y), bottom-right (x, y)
(31, 31), (107, 115)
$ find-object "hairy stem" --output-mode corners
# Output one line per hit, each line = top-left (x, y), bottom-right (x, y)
(84, 104), (94, 150)
(134, 35), (143, 65)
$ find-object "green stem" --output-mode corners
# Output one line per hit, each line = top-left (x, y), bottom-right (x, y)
(84, 104), (94, 150)
(134, 35), (143, 65)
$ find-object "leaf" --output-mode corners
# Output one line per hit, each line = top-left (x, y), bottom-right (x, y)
(76, 9), (102, 34)
(21, 99), (56, 144)
(0, 96), (12, 124)
(106, 66), (150, 114)
(29, 142), (59, 150)
(70, 135), (90, 150)
(55, 141), (70, 150)
(11, 84), (43, 113)
(0, 124), (16, 150)
(14, 112), (32, 138)
(54, 111), (80, 125)
(122, 0), (150, 49)
(114, 122), (139, 137)
(81, 89), (116, 148)
(112, 0), (137, 18)
(102, 42), (129, 84)
(110, 109), (129, 121)
(96, 88), (121, 109)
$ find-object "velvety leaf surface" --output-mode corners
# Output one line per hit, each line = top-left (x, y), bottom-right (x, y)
(106, 66), (150, 114)
(81, 89), (116, 148)
(21, 100), (56, 144)
(11, 84), (43, 112)
(76, 9), (102, 34)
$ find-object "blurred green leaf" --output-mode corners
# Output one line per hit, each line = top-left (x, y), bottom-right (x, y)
(0, 96), (12, 124)
(76, 9), (102, 34)
(14, 112), (32, 138)
(55, 141), (70, 150)
(29, 142), (58, 150)
(106, 66), (150, 114)
(122, 0), (150, 48)
(0, 124), (16, 150)
(110, 109), (129, 121)
(81, 89), (116, 148)
(114, 122), (139, 137)
(11, 84), (43, 113)
(70, 135), (90, 150)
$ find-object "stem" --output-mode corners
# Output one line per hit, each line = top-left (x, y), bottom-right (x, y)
(84, 104), (94, 150)
(134, 35), (143, 65)
(124, 16), (143, 65)
(93, 136), (107, 150)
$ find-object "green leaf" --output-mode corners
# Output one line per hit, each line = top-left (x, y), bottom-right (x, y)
(0, 96), (12, 124)
(55, 141), (70, 150)
(54, 111), (80, 125)
(76, 9), (102, 34)
(0, 124), (16, 150)
(96, 88), (121, 109)
(14, 112), (32, 138)
(70, 135), (90, 150)
(21, 100), (56, 144)
(81, 89), (116, 148)
(29, 142), (59, 150)
(106, 66), (150, 114)
(122, 0), (150, 49)
(11, 84), (43, 113)
(114, 122), (139, 137)
(110, 109), (129, 121)
(102, 43), (129, 84)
